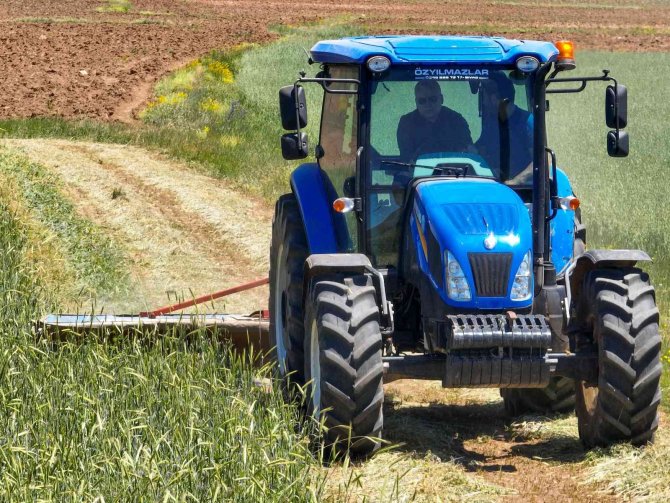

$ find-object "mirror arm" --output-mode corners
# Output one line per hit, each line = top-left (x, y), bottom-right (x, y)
(292, 84), (304, 140)
(295, 77), (360, 95)
(546, 69), (615, 94)
(545, 147), (559, 223)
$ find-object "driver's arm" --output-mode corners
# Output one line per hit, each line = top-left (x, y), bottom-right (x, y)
(455, 113), (474, 151)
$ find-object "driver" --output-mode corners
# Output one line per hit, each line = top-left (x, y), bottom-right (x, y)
(396, 79), (473, 161)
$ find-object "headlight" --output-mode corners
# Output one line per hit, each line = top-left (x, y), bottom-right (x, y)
(511, 251), (532, 300)
(446, 251), (471, 301)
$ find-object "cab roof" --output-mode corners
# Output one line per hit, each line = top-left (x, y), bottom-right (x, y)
(310, 36), (559, 65)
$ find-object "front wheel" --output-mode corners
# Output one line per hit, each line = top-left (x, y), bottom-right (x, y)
(575, 268), (661, 447)
(304, 275), (384, 457)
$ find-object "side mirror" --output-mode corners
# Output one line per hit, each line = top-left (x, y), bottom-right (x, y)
(606, 84), (627, 129)
(607, 130), (629, 157)
(281, 132), (309, 160)
(279, 85), (308, 130)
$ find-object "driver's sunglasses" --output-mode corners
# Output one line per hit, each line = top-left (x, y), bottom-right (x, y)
(416, 95), (441, 105)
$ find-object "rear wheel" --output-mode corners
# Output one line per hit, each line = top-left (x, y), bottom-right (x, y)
(575, 268), (661, 447)
(269, 194), (308, 385)
(501, 377), (575, 415)
(304, 275), (384, 457)
(501, 210), (586, 415)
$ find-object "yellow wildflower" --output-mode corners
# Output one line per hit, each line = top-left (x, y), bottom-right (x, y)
(220, 135), (240, 148)
(200, 97), (223, 113)
(207, 61), (234, 84)
(196, 126), (210, 139)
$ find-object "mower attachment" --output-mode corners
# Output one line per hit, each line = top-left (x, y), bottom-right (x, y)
(37, 313), (270, 352)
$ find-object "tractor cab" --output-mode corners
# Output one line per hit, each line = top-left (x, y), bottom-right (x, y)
(279, 37), (628, 289)
(273, 36), (658, 457)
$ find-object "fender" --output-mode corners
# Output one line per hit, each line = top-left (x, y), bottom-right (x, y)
(567, 249), (652, 304)
(304, 253), (392, 329)
(290, 163), (350, 254)
(304, 253), (373, 280)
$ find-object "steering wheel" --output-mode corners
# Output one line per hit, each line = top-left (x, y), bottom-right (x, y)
(432, 162), (473, 177)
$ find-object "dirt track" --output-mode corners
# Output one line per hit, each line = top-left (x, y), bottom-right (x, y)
(3, 138), (271, 314)
(1, 0), (668, 121)
(383, 382), (619, 502)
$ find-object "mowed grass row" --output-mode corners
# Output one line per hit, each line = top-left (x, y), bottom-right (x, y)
(0, 148), (129, 303)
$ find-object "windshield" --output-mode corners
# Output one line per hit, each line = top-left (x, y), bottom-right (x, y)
(366, 65), (535, 267)
(369, 66), (535, 183)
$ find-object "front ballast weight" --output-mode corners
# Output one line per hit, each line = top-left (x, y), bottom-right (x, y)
(444, 314), (552, 388)
(384, 313), (596, 389)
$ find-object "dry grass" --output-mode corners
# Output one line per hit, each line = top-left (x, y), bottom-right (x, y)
(584, 427), (670, 502)
(1, 139), (272, 314)
(321, 385), (511, 501)
(506, 411), (670, 499)
(321, 449), (508, 502)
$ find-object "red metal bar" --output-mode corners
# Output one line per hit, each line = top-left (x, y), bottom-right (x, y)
(139, 277), (269, 317)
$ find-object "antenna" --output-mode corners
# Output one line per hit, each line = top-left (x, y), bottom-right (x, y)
(301, 46), (314, 65)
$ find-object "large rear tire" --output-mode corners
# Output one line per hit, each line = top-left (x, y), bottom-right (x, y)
(501, 210), (586, 415)
(304, 275), (384, 457)
(501, 377), (575, 416)
(269, 194), (308, 385)
(575, 268), (661, 447)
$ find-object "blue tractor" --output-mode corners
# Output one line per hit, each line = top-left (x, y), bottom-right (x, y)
(270, 36), (661, 456)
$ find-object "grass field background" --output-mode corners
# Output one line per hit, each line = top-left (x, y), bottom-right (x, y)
(0, 22), (668, 500)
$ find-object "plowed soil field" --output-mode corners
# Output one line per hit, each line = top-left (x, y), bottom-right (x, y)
(1, 0), (668, 121)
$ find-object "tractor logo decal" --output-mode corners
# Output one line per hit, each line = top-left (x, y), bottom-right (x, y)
(482, 216), (497, 249)
(484, 232), (498, 250)
(414, 68), (489, 81)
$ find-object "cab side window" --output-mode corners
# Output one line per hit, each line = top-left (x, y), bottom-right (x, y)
(319, 65), (359, 251)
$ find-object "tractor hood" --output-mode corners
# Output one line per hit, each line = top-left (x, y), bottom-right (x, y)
(410, 178), (533, 309)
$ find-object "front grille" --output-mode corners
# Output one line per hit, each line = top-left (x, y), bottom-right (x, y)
(468, 253), (512, 297)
